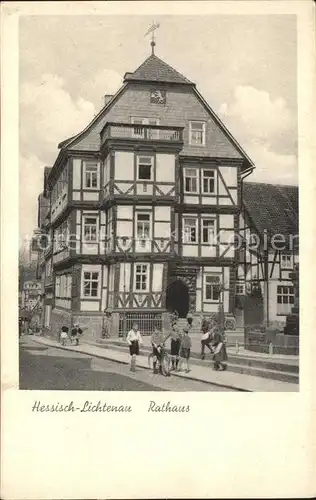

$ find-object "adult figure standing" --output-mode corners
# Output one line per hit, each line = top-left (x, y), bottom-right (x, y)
(200, 319), (214, 360)
(211, 327), (228, 371)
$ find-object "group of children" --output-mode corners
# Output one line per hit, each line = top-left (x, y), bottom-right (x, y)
(60, 324), (83, 346)
(126, 320), (192, 374)
(126, 313), (227, 374)
(57, 315), (227, 374)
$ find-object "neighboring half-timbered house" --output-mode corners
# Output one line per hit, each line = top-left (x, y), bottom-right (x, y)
(35, 167), (53, 330)
(237, 182), (299, 327)
(37, 49), (257, 339)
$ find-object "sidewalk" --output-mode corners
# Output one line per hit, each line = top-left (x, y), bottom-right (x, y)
(93, 338), (298, 383)
(139, 334), (300, 364)
(30, 335), (299, 392)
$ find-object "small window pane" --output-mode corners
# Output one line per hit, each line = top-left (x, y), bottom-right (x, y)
(137, 214), (150, 221)
(139, 156), (152, 164)
(86, 165), (98, 171)
(204, 170), (214, 177)
(85, 217), (96, 224)
(138, 165), (151, 180)
(192, 122), (203, 130)
(213, 286), (220, 301)
(206, 275), (220, 283)
(186, 168), (197, 176)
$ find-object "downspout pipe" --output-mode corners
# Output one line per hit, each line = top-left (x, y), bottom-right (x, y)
(239, 167), (255, 326)
(240, 168), (254, 217)
(240, 168), (255, 204)
(263, 228), (269, 327)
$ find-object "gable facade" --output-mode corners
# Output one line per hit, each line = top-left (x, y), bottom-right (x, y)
(38, 52), (258, 339)
(65, 83), (243, 162)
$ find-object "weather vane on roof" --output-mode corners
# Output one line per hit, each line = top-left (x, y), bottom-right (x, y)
(145, 21), (160, 55)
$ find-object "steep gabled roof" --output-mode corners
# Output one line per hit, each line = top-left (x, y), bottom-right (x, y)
(124, 54), (193, 85)
(57, 84), (128, 150)
(193, 88), (254, 170)
(60, 55), (193, 150)
(243, 182), (299, 241)
(55, 53), (253, 170)
(59, 136), (76, 148)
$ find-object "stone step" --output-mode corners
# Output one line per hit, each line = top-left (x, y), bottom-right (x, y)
(100, 339), (298, 372)
(90, 340), (298, 384)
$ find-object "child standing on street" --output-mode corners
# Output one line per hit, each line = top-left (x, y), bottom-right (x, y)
(126, 322), (142, 372)
(151, 325), (166, 374)
(60, 326), (69, 346)
(71, 323), (83, 345)
(166, 324), (181, 371)
(178, 327), (192, 373)
(186, 312), (193, 330)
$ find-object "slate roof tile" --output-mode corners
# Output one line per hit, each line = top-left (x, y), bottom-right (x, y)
(243, 182), (299, 243)
(124, 54), (193, 84)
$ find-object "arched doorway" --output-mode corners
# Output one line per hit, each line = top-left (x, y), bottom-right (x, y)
(166, 279), (190, 318)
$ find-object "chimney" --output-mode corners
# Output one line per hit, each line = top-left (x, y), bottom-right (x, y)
(104, 94), (113, 106)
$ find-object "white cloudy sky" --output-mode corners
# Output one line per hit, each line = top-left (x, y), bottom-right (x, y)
(19, 14), (297, 244)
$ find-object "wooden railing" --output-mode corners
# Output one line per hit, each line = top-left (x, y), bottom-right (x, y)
(101, 122), (183, 144)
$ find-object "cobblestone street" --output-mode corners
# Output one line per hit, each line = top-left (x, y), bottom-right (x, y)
(19, 337), (233, 391)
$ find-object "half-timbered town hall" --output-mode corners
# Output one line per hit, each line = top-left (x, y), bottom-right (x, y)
(36, 44), (259, 339)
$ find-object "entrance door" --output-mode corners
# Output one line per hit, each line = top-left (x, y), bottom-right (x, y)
(166, 279), (189, 318)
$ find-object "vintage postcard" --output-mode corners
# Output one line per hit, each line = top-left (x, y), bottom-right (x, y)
(1, 1), (315, 499)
